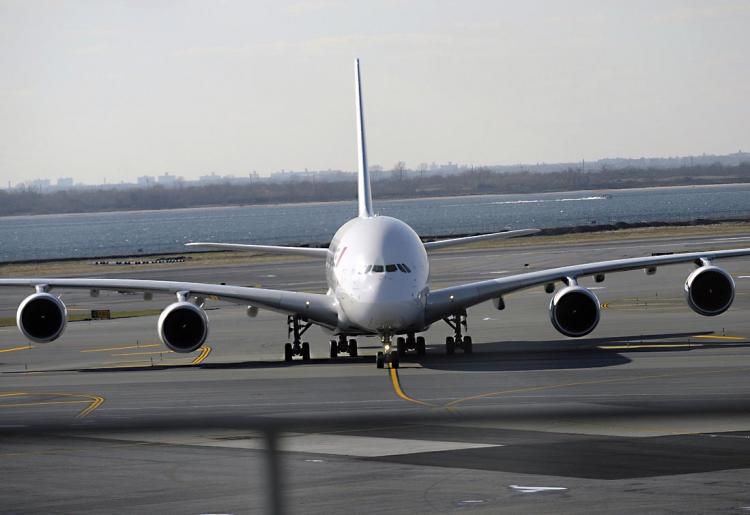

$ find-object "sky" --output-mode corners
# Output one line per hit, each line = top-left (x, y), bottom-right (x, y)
(1, 0), (748, 185)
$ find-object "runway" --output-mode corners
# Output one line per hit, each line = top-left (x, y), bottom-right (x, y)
(2, 230), (750, 513)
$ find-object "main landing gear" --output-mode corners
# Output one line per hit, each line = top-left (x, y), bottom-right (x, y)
(443, 313), (472, 355)
(329, 334), (358, 359)
(395, 333), (426, 357)
(284, 315), (312, 362)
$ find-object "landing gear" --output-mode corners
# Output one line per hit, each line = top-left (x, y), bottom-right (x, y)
(284, 315), (312, 362)
(393, 332), (426, 357)
(416, 336), (426, 356)
(376, 335), (399, 369)
(444, 313), (473, 354)
(329, 335), (358, 359)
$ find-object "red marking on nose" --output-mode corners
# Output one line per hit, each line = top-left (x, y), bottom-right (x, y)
(336, 246), (349, 266)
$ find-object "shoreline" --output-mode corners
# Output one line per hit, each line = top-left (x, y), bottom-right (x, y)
(1, 182), (749, 220)
(2, 217), (749, 271)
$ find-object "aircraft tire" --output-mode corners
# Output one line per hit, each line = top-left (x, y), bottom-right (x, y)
(329, 340), (338, 359)
(348, 339), (358, 357)
(376, 351), (384, 369)
(463, 336), (473, 354)
(284, 343), (293, 362)
(446, 336), (455, 355)
(390, 350), (399, 369)
(302, 341), (311, 361)
(416, 336), (426, 355)
(396, 337), (406, 356)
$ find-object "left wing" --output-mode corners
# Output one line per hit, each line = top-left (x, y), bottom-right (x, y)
(0, 278), (338, 328)
(185, 242), (328, 258)
(425, 247), (750, 323)
(423, 229), (539, 251)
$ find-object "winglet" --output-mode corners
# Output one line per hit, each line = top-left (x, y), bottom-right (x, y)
(355, 58), (374, 218)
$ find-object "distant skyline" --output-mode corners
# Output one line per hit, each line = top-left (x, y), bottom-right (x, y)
(1, 1), (748, 184)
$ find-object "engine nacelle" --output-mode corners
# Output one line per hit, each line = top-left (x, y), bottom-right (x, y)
(549, 285), (600, 338)
(685, 265), (735, 316)
(17, 292), (67, 343)
(157, 301), (208, 353)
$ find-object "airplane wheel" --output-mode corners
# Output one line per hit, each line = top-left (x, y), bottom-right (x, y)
(376, 351), (385, 369)
(416, 336), (426, 356)
(348, 339), (358, 357)
(463, 335), (473, 354)
(446, 336), (455, 355)
(396, 337), (406, 356)
(390, 350), (400, 369)
(284, 343), (293, 362)
(329, 340), (338, 359)
(302, 341), (311, 361)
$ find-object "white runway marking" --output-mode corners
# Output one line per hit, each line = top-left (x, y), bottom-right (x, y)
(510, 485), (567, 494)
(90, 431), (502, 458)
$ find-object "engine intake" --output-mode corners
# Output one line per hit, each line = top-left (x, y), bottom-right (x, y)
(158, 301), (208, 353)
(550, 285), (600, 338)
(17, 292), (67, 343)
(685, 265), (735, 316)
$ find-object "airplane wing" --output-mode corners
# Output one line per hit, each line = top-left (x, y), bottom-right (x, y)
(425, 247), (750, 324)
(0, 278), (339, 328)
(423, 229), (540, 251)
(185, 242), (328, 258)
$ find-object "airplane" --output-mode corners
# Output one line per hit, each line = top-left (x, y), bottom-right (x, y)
(2, 59), (749, 369)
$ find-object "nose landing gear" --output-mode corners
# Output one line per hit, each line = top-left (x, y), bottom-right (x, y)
(284, 315), (312, 362)
(443, 313), (472, 354)
(376, 335), (399, 369)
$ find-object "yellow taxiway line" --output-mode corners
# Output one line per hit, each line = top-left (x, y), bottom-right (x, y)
(0, 345), (32, 353)
(112, 350), (174, 357)
(0, 391), (104, 418)
(389, 368), (435, 407)
(693, 335), (746, 341)
(444, 366), (750, 409)
(81, 343), (160, 353)
(191, 346), (212, 365)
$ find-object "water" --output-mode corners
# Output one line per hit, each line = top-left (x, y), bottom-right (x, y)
(1, 184), (749, 263)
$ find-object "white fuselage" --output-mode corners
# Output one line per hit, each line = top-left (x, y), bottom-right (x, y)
(326, 216), (429, 335)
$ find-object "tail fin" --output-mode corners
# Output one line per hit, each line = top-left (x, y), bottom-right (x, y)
(355, 58), (374, 218)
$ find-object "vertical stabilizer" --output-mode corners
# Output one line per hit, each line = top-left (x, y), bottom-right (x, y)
(355, 58), (374, 218)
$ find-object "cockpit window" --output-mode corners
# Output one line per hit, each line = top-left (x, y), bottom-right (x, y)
(365, 263), (412, 273)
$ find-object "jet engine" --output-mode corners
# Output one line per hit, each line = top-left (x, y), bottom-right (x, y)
(549, 285), (600, 337)
(17, 292), (67, 343)
(684, 265), (735, 316)
(157, 301), (208, 353)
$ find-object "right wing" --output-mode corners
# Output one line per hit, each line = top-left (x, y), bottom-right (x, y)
(0, 278), (339, 329)
(185, 242), (328, 258)
(425, 247), (750, 324)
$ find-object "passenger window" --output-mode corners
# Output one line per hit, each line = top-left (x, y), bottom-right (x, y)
(386, 264), (397, 272)
(372, 265), (384, 273)
(402, 263), (412, 273)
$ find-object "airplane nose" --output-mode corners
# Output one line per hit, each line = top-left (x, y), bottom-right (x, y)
(345, 298), (422, 332)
